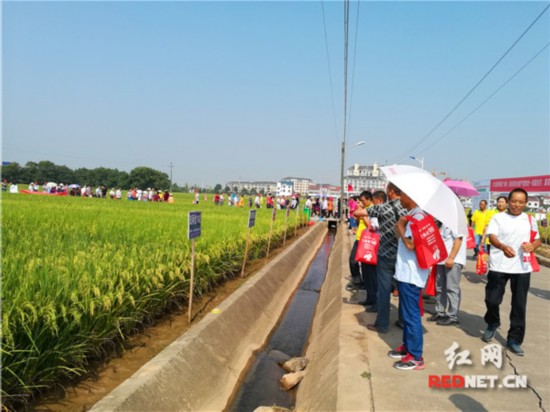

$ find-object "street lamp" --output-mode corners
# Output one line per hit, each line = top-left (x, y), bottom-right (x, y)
(409, 155), (424, 170)
(340, 140), (366, 222)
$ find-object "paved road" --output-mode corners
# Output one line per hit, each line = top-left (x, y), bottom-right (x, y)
(343, 241), (550, 412)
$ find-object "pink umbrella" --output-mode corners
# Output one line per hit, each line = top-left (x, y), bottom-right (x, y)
(443, 179), (479, 197)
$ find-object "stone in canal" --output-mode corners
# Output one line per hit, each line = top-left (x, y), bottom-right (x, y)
(253, 406), (292, 412)
(282, 356), (309, 372)
(280, 370), (306, 390)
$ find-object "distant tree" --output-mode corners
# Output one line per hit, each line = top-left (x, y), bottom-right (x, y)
(241, 188), (249, 195)
(171, 183), (185, 192)
(250, 188), (257, 195)
(56, 165), (76, 184)
(259, 188), (266, 195)
(22, 161), (39, 183)
(214, 183), (222, 193)
(233, 186), (238, 193)
(128, 166), (170, 190)
(36, 160), (60, 182)
(1, 162), (23, 183)
(224, 185), (230, 193)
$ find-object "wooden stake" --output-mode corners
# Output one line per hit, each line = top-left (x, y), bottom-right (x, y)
(241, 228), (251, 277)
(283, 210), (288, 246)
(266, 215), (274, 258)
(188, 238), (195, 323)
(294, 207), (298, 236)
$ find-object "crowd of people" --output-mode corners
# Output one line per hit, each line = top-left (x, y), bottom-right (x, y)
(211, 192), (302, 210)
(3, 180), (175, 203)
(304, 196), (338, 218)
(347, 184), (541, 371)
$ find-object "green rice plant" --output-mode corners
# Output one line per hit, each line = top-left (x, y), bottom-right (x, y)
(1, 192), (307, 409)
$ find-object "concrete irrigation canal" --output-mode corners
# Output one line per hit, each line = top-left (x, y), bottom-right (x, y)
(91, 222), (346, 411)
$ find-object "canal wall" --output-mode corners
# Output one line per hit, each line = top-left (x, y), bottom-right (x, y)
(91, 223), (327, 412)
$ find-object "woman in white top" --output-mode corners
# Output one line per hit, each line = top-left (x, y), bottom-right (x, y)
(482, 188), (541, 356)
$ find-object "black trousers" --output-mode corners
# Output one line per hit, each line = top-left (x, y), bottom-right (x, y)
(349, 240), (362, 281)
(360, 262), (378, 305)
(484, 270), (530, 344)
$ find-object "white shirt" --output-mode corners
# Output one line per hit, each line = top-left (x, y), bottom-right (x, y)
(394, 207), (431, 288)
(9, 184), (18, 193)
(486, 212), (540, 273)
(437, 225), (467, 266)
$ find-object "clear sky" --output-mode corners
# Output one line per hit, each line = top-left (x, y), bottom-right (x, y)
(3, 1), (549, 187)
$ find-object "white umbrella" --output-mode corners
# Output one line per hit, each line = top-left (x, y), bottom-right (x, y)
(380, 165), (468, 235)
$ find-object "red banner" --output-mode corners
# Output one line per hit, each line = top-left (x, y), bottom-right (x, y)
(21, 190), (67, 196)
(490, 175), (550, 193)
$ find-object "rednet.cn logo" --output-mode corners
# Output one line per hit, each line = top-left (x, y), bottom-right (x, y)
(428, 341), (528, 389)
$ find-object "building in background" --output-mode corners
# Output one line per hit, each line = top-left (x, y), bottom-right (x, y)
(277, 180), (293, 197)
(343, 162), (386, 194)
(280, 177), (313, 195)
(308, 183), (340, 198)
(225, 181), (278, 194)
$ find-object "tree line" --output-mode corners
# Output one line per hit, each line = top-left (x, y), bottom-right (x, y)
(1, 161), (180, 191)
(1, 161), (268, 194)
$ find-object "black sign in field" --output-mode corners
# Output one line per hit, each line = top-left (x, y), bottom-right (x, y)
(248, 209), (256, 229)
(188, 211), (202, 239)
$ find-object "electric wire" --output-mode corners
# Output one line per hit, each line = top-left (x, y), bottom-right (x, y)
(321, 0), (340, 142)
(416, 41), (550, 156)
(399, 3), (550, 160)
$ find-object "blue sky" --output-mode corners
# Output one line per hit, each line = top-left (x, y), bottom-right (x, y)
(3, 1), (549, 187)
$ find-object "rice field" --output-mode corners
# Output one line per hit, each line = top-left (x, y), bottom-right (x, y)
(1, 192), (306, 408)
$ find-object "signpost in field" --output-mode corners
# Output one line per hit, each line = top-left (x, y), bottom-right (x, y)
(283, 207), (289, 246)
(266, 207), (276, 259)
(187, 211), (201, 323)
(241, 209), (256, 277)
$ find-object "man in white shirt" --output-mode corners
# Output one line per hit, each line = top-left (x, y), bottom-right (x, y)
(427, 224), (466, 326)
(482, 188), (541, 357)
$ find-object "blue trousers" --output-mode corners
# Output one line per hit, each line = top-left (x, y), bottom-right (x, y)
(398, 281), (423, 361)
(474, 234), (483, 255)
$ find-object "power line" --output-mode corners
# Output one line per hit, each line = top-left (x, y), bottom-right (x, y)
(320, 0), (339, 141)
(399, 3), (550, 160)
(417, 41), (550, 156)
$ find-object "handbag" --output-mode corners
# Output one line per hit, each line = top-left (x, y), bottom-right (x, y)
(405, 214), (448, 269)
(424, 266), (438, 296)
(466, 227), (476, 249)
(476, 247), (488, 275)
(355, 224), (380, 265)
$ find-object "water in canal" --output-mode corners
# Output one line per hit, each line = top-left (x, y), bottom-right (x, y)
(227, 230), (335, 411)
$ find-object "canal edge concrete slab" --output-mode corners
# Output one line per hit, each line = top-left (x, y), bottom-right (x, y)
(90, 223), (327, 412)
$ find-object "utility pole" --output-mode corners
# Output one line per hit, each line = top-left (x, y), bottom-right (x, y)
(169, 162), (174, 192)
